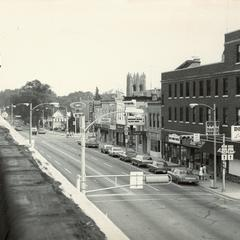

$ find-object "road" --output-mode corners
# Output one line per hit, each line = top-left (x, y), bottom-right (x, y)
(21, 130), (240, 240)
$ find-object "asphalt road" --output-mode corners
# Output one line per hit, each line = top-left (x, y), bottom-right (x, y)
(20, 130), (240, 240)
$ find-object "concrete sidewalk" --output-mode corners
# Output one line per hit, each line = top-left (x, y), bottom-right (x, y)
(199, 178), (240, 200)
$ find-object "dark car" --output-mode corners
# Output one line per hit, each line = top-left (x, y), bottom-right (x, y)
(119, 149), (137, 162)
(32, 127), (38, 135)
(148, 161), (170, 174)
(168, 168), (199, 184)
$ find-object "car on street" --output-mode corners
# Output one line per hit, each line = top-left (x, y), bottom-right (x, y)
(38, 128), (46, 134)
(148, 161), (171, 174)
(32, 127), (38, 135)
(131, 154), (153, 167)
(108, 147), (124, 157)
(119, 149), (137, 162)
(15, 125), (23, 131)
(85, 136), (99, 148)
(100, 144), (113, 154)
(168, 168), (199, 184)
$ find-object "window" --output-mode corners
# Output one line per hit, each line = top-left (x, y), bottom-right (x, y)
(139, 84), (143, 91)
(161, 94), (164, 105)
(180, 107), (183, 121)
(185, 107), (189, 122)
(168, 84), (172, 98)
(215, 79), (218, 96)
(216, 107), (218, 121)
(162, 116), (164, 128)
(151, 140), (160, 152)
(223, 78), (228, 95)
(186, 82), (190, 97)
(180, 83), (183, 97)
(236, 77), (240, 95)
(199, 80), (204, 96)
(236, 108), (240, 124)
(133, 84), (136, 91)
(174, 107), (177, 121)
(207, 80), (211, 96)
(149, 113), (152, 127)
(193, 81), (196, 97)
(192, 108), (196, 122)
(153, 113), (156, 127)
(199, 107), (203, 123)
(223, 108), (228, 125)
(174, 83), (177, 97)
(237, 44), (240, 63)
(168, 107), (172, 121)
(157, 114), (160, 128)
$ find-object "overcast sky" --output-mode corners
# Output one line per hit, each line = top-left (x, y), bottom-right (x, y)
(0, 0), (240, 96)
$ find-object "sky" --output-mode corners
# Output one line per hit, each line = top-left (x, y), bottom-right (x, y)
(0, 0), (240, 96)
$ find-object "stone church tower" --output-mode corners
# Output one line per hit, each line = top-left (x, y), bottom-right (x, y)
(126, 72), (146, 96)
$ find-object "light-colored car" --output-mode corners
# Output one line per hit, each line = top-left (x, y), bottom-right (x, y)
(32, 127), (38, 135)
(131, 154), (153, 167)
(38, 128), (46, 134)
(168, 168), (199, 184)
(108, 147), (124, 157)
(100, 144), (113, 154)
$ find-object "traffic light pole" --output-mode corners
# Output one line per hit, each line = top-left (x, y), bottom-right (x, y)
(80, 114), (86, 194)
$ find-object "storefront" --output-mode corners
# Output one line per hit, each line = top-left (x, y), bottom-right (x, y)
(116, 124), (125, 146)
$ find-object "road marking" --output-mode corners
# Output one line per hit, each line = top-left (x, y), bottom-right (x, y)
(55, 160), (62, 166)
(103, 163), (112, 168)
(146, 184), (160, 191)
(45, 153), (52, 159)
(64, 168), (72, 174)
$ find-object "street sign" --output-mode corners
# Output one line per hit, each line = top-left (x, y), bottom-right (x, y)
(124, 126), (128, 135)
(100, 118), (111, 124)
(70, 102), (86, 110)
(193, 133), (200, 142)
(127, 114), (145, 126)
(218, 145), (235, 161)
(130, 171), (144, 189)
(228, 154), (234, 160)
(206, 121), (220, 135)
(221, 154), (228, 161)
(231, 125), (240, 141)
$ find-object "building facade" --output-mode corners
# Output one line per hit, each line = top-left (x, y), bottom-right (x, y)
(161, 29), (240, 182)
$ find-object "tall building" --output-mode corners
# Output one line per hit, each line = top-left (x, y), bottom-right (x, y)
(161, 29), (240, 182)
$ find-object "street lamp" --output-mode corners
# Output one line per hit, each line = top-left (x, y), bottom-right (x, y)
(29, 102), (59, 146)
(189, 103), (217, 188)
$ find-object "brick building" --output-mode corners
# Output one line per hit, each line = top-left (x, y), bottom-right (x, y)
(161, 29), (240, 182)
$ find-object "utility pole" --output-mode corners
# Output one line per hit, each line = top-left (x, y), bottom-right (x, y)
(222, 134), (226, 192)
(213, 103), (217, 188)
(80, 114), (86, 194)
(29, 103), (32, 145)
(125, 110), (128, 154)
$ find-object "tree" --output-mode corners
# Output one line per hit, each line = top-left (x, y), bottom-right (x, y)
(94, 87), (101, 100)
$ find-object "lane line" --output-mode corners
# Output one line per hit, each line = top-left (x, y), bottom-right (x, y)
(146, 185), (160, 191)
(103, 163), (113, 168)
(55, 160), (62, 166)
(64, 168), (72, 174)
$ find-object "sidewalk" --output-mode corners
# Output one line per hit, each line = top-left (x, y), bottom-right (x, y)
(199, 178), (240, 200)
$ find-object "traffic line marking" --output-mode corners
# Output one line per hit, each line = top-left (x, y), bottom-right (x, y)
(55, 160), (62, 166)
(103, 163), (113, 168)
(64, 168), (72, 174)
(147, 184), (160, 191)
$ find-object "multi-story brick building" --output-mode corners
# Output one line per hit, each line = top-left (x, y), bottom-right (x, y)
(161, 29), (240, 182)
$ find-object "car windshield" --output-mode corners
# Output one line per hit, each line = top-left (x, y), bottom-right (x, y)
(143, 156), (151, 160)
(113, 148), (122, 151)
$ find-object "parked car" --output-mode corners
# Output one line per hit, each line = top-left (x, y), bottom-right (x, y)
(131, 154), (153, 167)
(100, 144), (113, 154)
(168, 168), (199, 184)
(119, 149), (137, 162)
(85, 136), (99, 148)
(108, 147), (124, 157)
(15, 125), (23, 131)
(148, 161), (170, 174)
(32, 127), (38, 135)
(38, 128), (46, 134)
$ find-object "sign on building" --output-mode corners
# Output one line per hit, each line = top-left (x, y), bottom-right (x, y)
(231, 125), (240, 141)
(130, 171), (144, 189)
(100, 117), (111, 124)
(206, 121), (220, 135)
(193, 133), (201, 142)
(168, 134), (181, 144)
(127, 114), (145, 126)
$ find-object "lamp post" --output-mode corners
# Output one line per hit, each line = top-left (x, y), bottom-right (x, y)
(29, 102), (59, 146)
(189, 103), (217, 189)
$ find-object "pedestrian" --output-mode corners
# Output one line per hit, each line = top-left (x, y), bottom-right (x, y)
(202, 165), (207, 180)
(199, 165), (203, 181)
